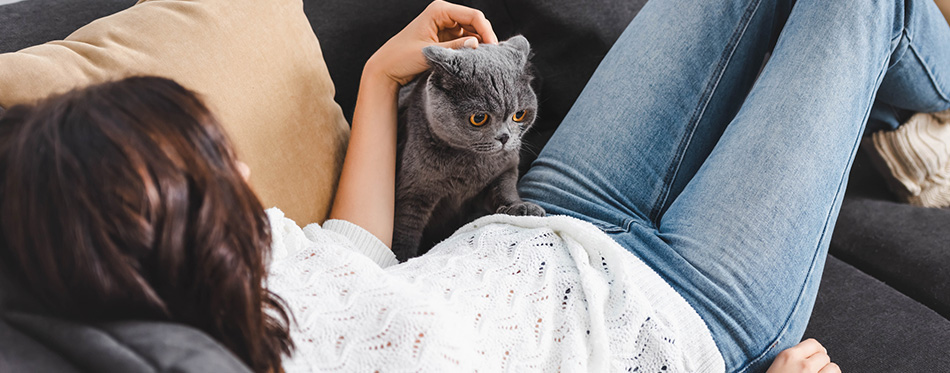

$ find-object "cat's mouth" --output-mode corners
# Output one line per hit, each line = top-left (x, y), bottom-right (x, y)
(472, 147), (502, 153)
(471, 142), (502, 153)
(471, 141), (519, 153)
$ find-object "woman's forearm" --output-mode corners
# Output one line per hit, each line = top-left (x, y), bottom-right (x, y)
(327, 1), (497, 249)
(328, 67), (400, 247)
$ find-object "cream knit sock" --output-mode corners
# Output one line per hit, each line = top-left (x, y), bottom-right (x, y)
(866, 109), (950, 208)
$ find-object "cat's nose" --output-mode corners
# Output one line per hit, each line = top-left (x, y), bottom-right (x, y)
(497, 133), (510, 145)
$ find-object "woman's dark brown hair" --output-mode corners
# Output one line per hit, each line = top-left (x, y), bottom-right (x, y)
(0, 77), (292, 372)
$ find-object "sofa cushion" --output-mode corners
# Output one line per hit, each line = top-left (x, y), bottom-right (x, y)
(0, 321), (79, 372)
(804, 255), (950, 371)
(304, 0), (432, 122)
(830, 149), (950, 319)
(0, 0), (349, 225)
(0, 269), (252, 372)
(2, 313), (252, 373)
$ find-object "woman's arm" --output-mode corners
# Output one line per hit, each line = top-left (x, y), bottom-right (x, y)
(328, 0), (497, 247)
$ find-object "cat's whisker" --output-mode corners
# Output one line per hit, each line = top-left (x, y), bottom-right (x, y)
(519, 142), (542, 157)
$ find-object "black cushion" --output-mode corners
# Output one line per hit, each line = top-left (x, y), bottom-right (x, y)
(2, 312), (252, 373)
(304, 0), (432, 123)
(0, 0), (135, 54)
(0, 320), (79, 372)
(829, 149), (950, 319)
(803, 256), (950, 371)
(0, 268), (251, 373)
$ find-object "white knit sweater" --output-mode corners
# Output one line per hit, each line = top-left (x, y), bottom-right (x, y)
(265, 208), (724, 372)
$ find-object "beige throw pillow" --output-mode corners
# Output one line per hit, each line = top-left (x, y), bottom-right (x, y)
(867, 110), (950, 208)
(0, 0), (349, 225)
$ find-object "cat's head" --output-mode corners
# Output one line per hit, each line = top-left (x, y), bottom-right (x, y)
(421, 35), (537, 154)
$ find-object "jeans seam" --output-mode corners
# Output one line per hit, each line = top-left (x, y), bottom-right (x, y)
(650, 0), (764, 223)
(887, 29), (908, 69)
(734, 49), (890, 373)
(907, 41), (950, 104)
(593, 217), (638, 233)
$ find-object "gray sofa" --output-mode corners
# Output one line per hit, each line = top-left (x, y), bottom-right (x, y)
(1, 0), (949, 371)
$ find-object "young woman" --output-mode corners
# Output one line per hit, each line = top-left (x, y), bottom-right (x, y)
(2, 0), (948, 372)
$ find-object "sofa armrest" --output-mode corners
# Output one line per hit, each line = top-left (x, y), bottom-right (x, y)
(1, 312), (252, 373)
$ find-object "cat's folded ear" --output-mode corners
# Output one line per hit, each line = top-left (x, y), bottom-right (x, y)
(423, 46), (463, 76)
(503, 35), (530, 55)
(501, 35), (531, 68)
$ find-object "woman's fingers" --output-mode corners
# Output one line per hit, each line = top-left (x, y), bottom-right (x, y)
(795, 338), (834, 372)
(818, 363), (842, 373)
(794, 338), (826, 357)
(438, 37), (479, 50)
(437, 24), (475, 42)
(436, 25), (461, 42)
(806, 349), (831, 372)
(444, 29), (482, 45)
(767, 339), (839, 373)
(428, 0), (497, 44)
(363, 0), (495, 86)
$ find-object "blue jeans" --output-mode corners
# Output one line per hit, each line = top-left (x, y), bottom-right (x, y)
(519, 0), (950, 371)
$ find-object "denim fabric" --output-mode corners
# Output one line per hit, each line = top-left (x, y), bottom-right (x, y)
(519, 0), (950, 372)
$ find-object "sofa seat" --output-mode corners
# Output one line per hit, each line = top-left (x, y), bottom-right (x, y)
(829, 151), (950, 320)
(2, 0), (948, 371)
(803, 256), (950, 371)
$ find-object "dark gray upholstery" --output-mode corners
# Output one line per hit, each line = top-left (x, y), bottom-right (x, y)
(803, 256), (950, 371)
(0, 271), (251, 372)
(0, 0), (135, 53)
(830, 151), (950, 319)
(1, 0), (948, 371)
(3, 313), (252, 373)
(305, 0), (432, 124)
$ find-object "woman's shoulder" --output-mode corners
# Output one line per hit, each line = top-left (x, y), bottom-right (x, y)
(264, 210), (474, 371)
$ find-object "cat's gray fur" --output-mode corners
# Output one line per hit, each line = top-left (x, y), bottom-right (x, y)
(393, 35), (544, 261)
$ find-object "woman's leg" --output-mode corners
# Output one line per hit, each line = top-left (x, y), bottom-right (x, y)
(869, 0), (950, 132)
(521, 0), (950, 371)
(522, 0), (796, 228)
(522, 0), (799, 367)
(659, 0), (950, 371)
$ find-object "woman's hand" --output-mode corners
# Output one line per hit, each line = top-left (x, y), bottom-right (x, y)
(364, 0), (498, 87)
(766, 339), (841, 373)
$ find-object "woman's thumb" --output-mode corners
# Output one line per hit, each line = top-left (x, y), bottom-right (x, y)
(439, 36), (479, 50)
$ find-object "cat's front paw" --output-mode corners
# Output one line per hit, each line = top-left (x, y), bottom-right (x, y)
(497, 201), (545, 217)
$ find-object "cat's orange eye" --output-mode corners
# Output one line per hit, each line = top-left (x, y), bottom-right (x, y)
(512, 110), (527, 122)
(470, 113), (489, 126)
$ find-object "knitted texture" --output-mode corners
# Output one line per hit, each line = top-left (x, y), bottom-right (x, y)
(868, 109), (950, 207)
(265, 209), (724, 372)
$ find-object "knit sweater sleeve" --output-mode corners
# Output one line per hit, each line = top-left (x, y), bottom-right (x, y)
(265, 208), (397, 268)
(321, 219), (398, 268)
(264, 208), (475, 372)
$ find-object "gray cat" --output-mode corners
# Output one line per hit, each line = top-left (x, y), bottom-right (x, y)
(393, 35), (544, 261)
